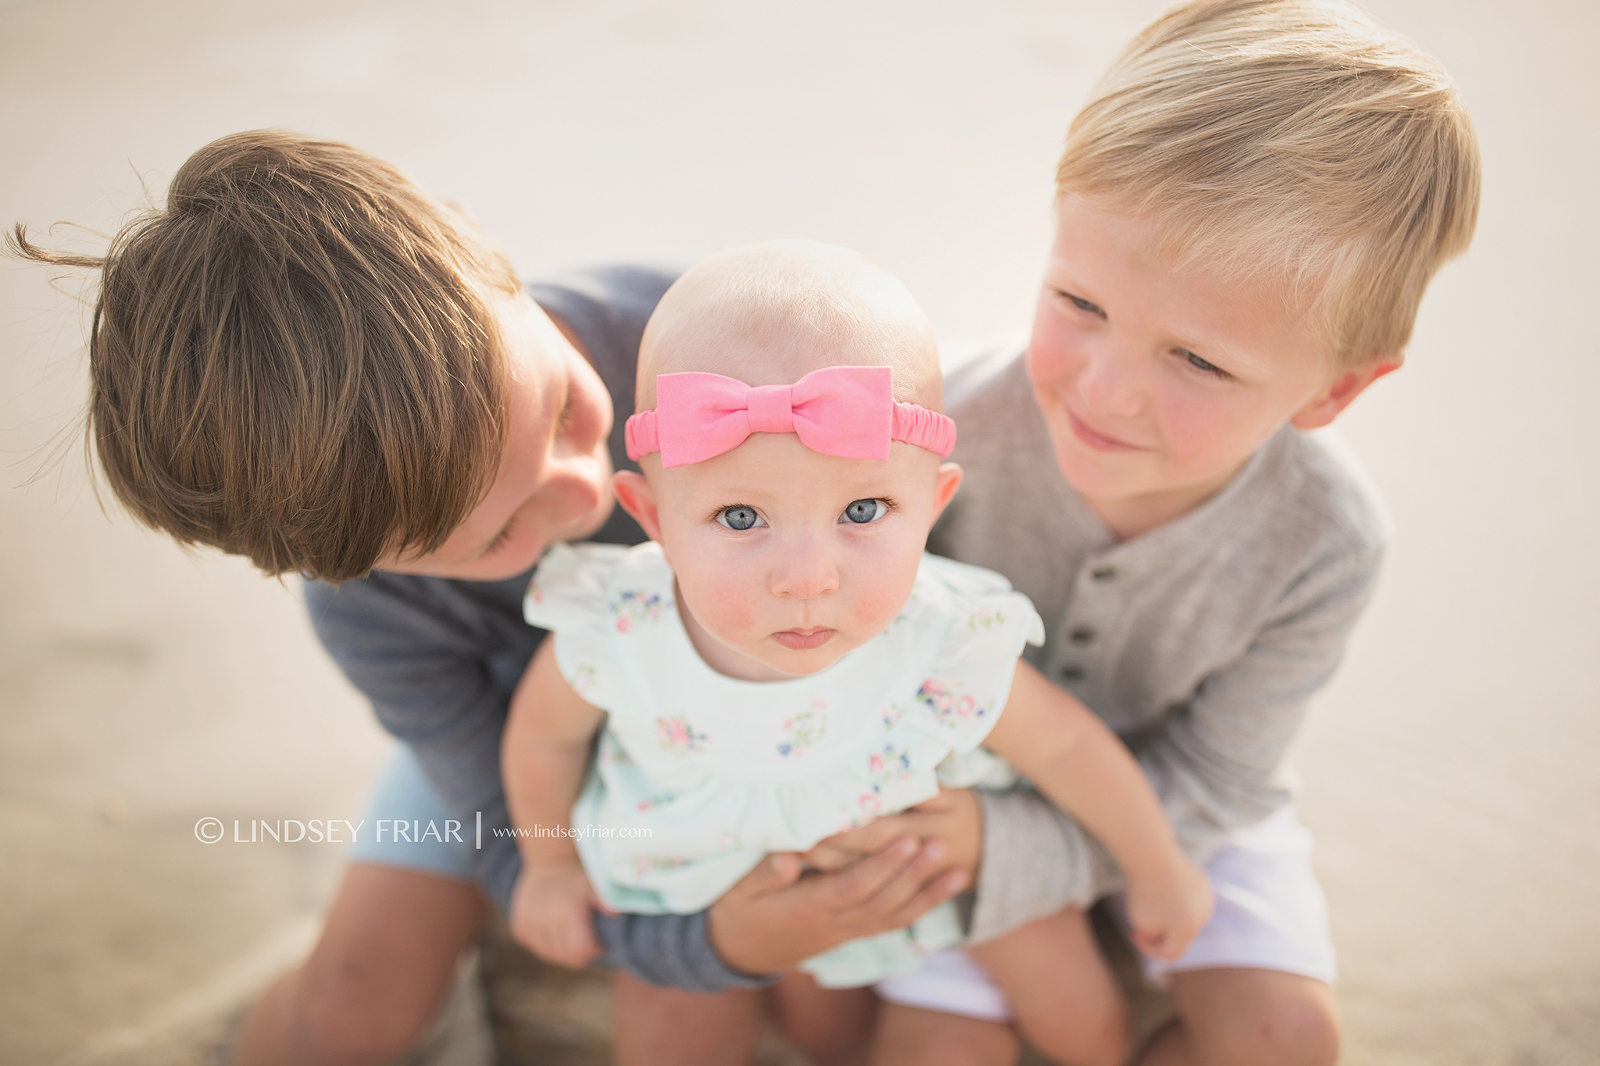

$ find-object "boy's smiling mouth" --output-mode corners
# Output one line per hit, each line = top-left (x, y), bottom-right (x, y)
(1066, 408), (1144, 452)
(772, 626), (836, 651)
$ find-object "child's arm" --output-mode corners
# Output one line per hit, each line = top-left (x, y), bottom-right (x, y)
(982, 660), (1213, 959)
(501, 637), (608, 968)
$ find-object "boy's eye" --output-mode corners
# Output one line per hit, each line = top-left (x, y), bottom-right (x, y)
(841, 499), (890, 525)
(1183, 350), (1229, 378)
(716, 505), (764, 531)
(482, 517), (516, 557)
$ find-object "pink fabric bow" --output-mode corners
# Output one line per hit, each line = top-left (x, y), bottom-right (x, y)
(625, 366), (956, 468)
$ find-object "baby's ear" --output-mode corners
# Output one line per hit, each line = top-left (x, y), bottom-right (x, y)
(613, 470), (664, 543)
(1291, 359), (1401, 430)
(931, 462), (963, 520)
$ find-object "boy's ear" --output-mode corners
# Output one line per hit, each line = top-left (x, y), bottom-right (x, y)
(1291, 358), (1402, 430)
(612, 470), (664, 543)
(931, 462), (963, 521)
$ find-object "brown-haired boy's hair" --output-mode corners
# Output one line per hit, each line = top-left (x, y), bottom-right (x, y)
(1057, 0), (1481, 367)
(9, 129), (520, 581)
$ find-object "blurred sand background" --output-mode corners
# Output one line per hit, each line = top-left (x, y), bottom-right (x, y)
(1, 0), (1595, 1063)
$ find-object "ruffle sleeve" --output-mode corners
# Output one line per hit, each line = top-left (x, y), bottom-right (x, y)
(523, 542), (637, 711)
(892, 555), (1045, 757)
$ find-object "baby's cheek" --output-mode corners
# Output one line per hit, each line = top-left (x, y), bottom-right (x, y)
(686, 567), (763, 638)
(849, 554), (921, 632)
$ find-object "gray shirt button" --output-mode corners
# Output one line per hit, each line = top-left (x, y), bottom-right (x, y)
(1058, 665), (1086, 682)
(1069, 626), (1095, 645)
(1091, 566), (1117, 581)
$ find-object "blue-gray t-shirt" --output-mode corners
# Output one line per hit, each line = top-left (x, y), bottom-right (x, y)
(305, 264), (766, 992)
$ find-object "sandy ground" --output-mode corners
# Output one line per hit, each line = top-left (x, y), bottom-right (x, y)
(1, 0), (1596, 1063)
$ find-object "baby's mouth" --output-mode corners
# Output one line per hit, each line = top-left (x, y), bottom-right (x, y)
(772, 627), (835, 651)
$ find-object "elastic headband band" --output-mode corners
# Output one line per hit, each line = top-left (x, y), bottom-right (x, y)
(625, 366), (956, 468)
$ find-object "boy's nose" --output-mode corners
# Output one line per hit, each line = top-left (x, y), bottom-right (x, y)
(541, 452), (607, 521)
(769, 535), (841, 600)
(1075, 343), (1146, 418)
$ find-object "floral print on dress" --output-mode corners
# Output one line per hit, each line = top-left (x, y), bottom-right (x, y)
(916, 677), (988, 729)
(835, 787), (886, 832)
(610, 589), (666, 633)
(655, 715), (709, 754)
(777, 702), (828, 757)
(634, 855), (693, 880)
(635, 791), (675, 812)
(967, 607), (1006, 632)
(568, 663), (599, 697)
(867, 742), (913, 784)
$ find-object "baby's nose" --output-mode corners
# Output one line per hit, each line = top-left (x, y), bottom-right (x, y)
(770, 539), (840, 600)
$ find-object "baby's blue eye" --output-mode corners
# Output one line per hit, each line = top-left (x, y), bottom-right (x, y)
(716, 505), (762, 531)
(1184, 350), (1228, 377)
(842, 499), (888, 524)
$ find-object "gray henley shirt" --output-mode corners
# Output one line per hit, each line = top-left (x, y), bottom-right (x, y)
(929, 338), (1389, 943)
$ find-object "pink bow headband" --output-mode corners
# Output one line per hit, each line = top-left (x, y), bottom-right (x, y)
(625, 366), (956, 468)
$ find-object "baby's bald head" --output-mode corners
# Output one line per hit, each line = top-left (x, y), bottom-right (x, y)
(637, 241), (942, 413)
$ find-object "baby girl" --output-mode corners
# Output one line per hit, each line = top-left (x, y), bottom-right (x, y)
(502, 241), (1211, 1065)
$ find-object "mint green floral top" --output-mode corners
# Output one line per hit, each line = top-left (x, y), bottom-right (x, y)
(524, 541), (1044, 987)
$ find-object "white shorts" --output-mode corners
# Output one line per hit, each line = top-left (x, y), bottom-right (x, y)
(874, 807), (1335, 1022)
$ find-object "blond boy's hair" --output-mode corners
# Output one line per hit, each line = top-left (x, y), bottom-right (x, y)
(1058, 0), (1480, 367)
(10, 130), (520, 581)
(638, 240), (942, 412)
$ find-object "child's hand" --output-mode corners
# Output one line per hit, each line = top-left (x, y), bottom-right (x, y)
(508, 860), (611, 969)
(1124, 853), (1214, 961)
